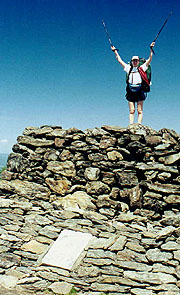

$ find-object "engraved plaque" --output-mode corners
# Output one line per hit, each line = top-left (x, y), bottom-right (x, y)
(42, 229), (92, 270)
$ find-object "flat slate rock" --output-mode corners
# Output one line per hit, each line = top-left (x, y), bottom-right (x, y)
(42, 229), (92, 270)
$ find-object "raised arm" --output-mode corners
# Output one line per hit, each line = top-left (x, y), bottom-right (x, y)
(145, 42), (155, 67)
(111, 46), (126, 69)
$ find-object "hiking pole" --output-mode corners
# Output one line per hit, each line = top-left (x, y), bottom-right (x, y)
(151, 11), (173, 54)
(102, 19), (119, 51)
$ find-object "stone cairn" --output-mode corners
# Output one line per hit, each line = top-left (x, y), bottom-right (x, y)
(1, 124), (180, 294)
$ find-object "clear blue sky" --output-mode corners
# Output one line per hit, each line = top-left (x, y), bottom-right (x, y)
(0, 0), (179, 153)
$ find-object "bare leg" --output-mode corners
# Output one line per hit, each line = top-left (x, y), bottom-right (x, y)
(137, 101), (144, 124)
(128, 102), (135, 124)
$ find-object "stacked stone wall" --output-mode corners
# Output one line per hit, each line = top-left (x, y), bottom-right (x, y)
(0, 124), (180, 294)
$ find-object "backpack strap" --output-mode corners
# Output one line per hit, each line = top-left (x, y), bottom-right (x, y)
(126, 63), (133, 84)
(138, 67), (150, 85)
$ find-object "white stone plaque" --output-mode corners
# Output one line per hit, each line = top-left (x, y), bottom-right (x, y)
(42, 229), (92, 270)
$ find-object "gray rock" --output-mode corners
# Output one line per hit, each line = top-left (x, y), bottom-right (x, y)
(86, 249), (116, 260)
(1, 234), (21, 242)
(17, 276), (42, 285)
(116, 260), (152, 271)
(146, 248), (173, 262)
(116, 171), (139, 187)
(86, 181), (110, 195)
(6, 153), (25, 173)
(0, 180), (50, 200)
(164, 195), (180, 204)
(109, 235), (127, 251)
(23, 126), (53, 136)
(157, 172), (171, 181)
(77, 266), (100, 277)
(89, 236), (117, 250)
(47, 160), (76, 177)
(71, 140), (88, 150)
(53, 191), (96, 211)
(85, 127), (108, 137)
(85, 136), (99, 146)
(129, 185), (142, 208)
(126, 242), (146, 253)
(144, 170), (158, 180)
(54, 138), (65, 148)
(100, 275), (144, 287)
(84, 167), (100, 181)
(13, 250), (38, 261)
(44, 150), (59, 161)
(173, 250), (180, 261)
(116, 212), (137, 222)
(159, 152), (180, 165)
(117, 249), (148, 263)
(37, 271), (60, 281)
(0, 253), (21, 268)
(124, 271), (176, 284)
(49, 128), (67, 137)
(0, 198), (13, 208)
(136, 162), (178, 173)
(88, 153), (107, 162)
(17, 136), (54, 147)
(25, 214), (52, 226)
(154, 143), (171, 150)
(0, 275), (18, 288)
(101, 172), (115, 185)
(161, 241), (180, 251)
(131, 288), (154, 295)
(45, 177), (71, 195)
(84, 258), (113, 266)
(38, 228), (59, 239)
(161, 215), (180, 226)
(101, 125), (126, 133)
(96, 194), (117, 209)
(107, 150), (123, 161)
(142, 182), (180, 194)
(49, 281), (74, 294)
(127, 124), (157, 135)
(152, 263), (175, 274)
(156, 226), (176, 240)
(90, 282), (129, 292)
(3, 224), (20, 231)
(145, 135), (162, 146)
(21, 240), (48, 254)
(141, 238), (161, 248)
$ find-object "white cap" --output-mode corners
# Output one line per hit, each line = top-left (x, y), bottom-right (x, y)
(131, 56), (139, 60)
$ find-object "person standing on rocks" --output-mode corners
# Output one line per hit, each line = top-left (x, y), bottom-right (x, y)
(111, 42), (155, 125)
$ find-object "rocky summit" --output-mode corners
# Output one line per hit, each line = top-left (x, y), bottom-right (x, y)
(1, 124), (180, 294)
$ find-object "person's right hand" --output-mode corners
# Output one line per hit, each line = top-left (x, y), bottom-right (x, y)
(150, 42), (155, 48)
(111, 45), (117, 52)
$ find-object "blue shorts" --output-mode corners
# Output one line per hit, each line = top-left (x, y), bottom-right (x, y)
(126, 85), (146, 102)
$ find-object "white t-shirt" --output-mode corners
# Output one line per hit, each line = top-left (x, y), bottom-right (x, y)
(124, 63), (148, 85)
